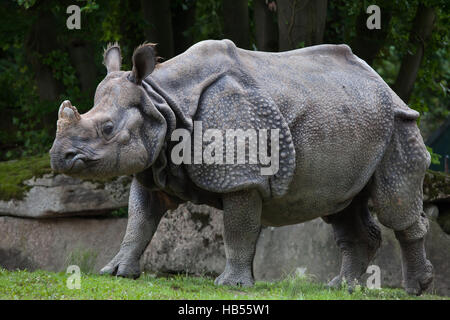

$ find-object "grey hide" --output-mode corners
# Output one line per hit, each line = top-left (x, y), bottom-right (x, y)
(50, 40), (432, 295)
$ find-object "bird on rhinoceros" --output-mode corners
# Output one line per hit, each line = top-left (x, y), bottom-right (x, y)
(50, 40), (433, 295)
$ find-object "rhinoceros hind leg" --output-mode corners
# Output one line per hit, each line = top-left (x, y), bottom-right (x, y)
(394, 220), (434, 295)
(325, 191), (381, 291)
(215, 190), (261, 287)
(370, 118), (433, 295)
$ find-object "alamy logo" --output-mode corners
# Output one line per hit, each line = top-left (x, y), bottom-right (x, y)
(66, 265), (81, 289)
(366, 5), (381, 30)
(170, 121), (280, 175)
(366, 265), (381, 289)
(66, 5), (81, 30)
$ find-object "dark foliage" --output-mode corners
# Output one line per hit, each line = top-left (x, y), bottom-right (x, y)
(0, 0), (448, 161)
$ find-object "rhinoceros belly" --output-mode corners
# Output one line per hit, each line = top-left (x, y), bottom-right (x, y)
(261, 139), (380, 227)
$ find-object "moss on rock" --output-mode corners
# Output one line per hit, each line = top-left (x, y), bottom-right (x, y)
(423, 170), (450, 202)
(110, 206), (128, 218)
(0, 154), (52, 201)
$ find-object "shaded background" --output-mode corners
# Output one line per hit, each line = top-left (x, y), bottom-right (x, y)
(0, 0), (449, 169)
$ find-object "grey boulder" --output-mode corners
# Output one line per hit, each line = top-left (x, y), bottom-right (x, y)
(0, 174), (131, 218)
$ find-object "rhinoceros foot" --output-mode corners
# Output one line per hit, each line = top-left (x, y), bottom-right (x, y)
(404, 259), (433, 296)
(214, 262), (254, 287)
(214, 272), (254, 287)
(100, 251), (141, 279)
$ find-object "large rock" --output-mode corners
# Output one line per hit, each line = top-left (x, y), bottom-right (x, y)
(1, 170), (447, 220)
(0, 204), (226, 276)
(0, 174), (131, 218)
(254, 216), (450, 296)
(423, 170), (450, 203)
(0, 169), (448, 295)
(141, 204), (226, 276)
(1, 204), (448, 296)
(0, 215), (126, 272)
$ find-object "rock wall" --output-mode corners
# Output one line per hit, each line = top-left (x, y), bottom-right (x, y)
(142, 205), (226, 276)
(1, 203), (449, 296)
(255, 214), (450, 296)
(0, 172), (449, 296)
(0, 216), (125, 272)
(0, 174), (131, 218)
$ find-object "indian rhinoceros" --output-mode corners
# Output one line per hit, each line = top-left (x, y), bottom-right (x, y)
(50, 40), (433, 295)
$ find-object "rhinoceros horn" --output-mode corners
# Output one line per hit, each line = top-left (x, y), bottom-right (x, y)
(58, 100), (81, 122)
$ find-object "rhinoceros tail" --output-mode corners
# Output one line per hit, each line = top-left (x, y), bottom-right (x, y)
(391, 91), (420, 120)
(395, 108), (420, 120)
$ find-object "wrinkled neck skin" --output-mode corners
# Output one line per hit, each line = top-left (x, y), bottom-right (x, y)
(136, 77), (223, 210)
(135, 43), (233, 209)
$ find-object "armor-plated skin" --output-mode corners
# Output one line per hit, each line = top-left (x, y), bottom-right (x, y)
(50, 40), (433, 295)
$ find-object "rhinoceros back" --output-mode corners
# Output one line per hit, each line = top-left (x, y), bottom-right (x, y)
(234, 43), (421, 220)
(149, 40), (417, 206)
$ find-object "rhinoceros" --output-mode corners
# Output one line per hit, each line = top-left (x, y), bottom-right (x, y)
(50, 40), (433, 295)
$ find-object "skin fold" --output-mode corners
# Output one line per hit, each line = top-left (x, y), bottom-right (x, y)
(50, 40), (433, 295)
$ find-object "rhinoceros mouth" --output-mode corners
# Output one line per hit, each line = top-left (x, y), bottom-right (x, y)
(67, 154), (86, 172)
(67, 155), (100, 173)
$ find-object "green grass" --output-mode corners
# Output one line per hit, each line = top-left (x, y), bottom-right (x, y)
(64, 248), (99, 274)
(0, 154), (52, 201)
(0, 268), (447, 300)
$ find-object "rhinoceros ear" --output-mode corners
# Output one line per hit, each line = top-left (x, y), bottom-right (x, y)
(131, 43), (157, 85)
(103, 42), (122, 73)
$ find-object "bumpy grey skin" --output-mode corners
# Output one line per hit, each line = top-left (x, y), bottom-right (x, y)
(323, 187), (382, 291)
(99, 179), (176, 279)
(50, 40), (433, 295)
(215, 190), (262, 287)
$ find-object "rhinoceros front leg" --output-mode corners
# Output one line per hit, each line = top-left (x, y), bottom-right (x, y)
(215, 189), (262, 287)
(100, 178), (167, 279)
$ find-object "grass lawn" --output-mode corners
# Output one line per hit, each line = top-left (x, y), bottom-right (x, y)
(0, 268), (447, 300)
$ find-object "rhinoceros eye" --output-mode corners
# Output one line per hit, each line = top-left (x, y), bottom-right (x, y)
(102, 121), (114, 138)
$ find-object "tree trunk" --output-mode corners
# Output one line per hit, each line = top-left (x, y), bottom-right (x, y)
(351, 8), (392, 66)
(254, 0), (278, 51)
(140, 0), (174, 59)
(222, 0), (251, 49)
(172, 1), (196, 55)
(277, 0), (328, 51)
(25, 10), (64, 101)
(394, 4), (436, 103)
(68, 40), (98, 96)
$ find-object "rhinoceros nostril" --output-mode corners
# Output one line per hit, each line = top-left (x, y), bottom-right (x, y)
(65, 152), (77, 161)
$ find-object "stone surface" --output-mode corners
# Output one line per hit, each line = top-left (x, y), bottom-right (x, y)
(254, 220), (339, 282)
(420, 218), (450, 296)
(0, 174), (131, 218)
(0, 203), (226, 276)
(1, 170), (446, 222)
(1, 203), (448, 296)
(141, 204), (226, 276)
(255, 215), (450, 296)
(0, 216), (126, 272)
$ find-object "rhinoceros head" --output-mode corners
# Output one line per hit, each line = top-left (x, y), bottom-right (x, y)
(50, 43), (166, 179)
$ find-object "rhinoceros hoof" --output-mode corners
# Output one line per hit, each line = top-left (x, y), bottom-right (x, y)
(214, 271), (254, 287)
(404, 260), (433, 296)
(100, 253), (141, 279)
